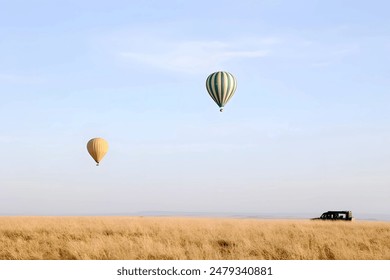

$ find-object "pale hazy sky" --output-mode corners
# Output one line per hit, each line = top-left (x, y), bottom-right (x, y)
(0, 0), (389, 218)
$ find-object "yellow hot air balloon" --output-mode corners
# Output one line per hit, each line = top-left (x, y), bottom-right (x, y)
(87, 138), (109, 166)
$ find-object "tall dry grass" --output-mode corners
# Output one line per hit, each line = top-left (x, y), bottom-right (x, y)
(0, 216), (389, 260)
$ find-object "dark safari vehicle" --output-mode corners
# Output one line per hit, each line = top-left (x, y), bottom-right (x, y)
(312, 211), (354, 221)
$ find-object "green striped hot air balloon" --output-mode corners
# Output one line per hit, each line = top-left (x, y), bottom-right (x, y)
(206, 71), (237, 112)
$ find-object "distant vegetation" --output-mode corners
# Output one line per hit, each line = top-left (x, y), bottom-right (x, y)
(0, 217), (389, 260)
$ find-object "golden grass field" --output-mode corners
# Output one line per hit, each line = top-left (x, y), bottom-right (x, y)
(0, 216), (389, 260)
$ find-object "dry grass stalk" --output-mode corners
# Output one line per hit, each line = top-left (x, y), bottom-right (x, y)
(0, 217), (389, 260)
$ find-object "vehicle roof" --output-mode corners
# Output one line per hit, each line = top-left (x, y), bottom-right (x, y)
(323, 211), (351, 214)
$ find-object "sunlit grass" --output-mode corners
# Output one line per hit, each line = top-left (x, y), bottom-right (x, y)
(0, 217), (389, 260)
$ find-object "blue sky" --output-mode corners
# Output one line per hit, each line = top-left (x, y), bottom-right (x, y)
(0, 0), (389, 218)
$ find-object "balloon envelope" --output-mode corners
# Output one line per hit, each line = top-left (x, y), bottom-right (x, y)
(206, 71), (237, 111)
(87, 138), (109, 166)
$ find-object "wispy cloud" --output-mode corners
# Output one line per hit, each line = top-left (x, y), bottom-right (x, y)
(115, 30), (360, 73)
(104, 23), (363, 75)
(221, 50), (270, 58)
(310, 45), (360, 68)
(0, 74), (45, 84)
(118, 38), (275, 73)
